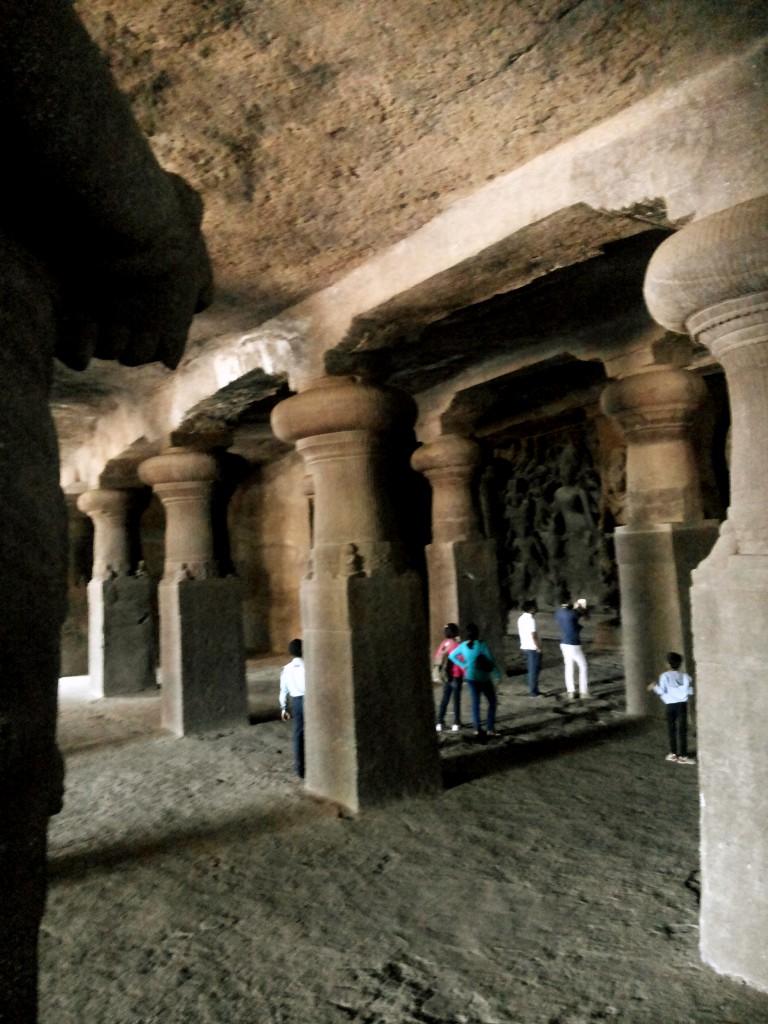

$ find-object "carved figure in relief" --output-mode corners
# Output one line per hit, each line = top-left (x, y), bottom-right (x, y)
(551, 443), (599, 600)
(600, 447), (627, 528)
(496, 430), (618, 614)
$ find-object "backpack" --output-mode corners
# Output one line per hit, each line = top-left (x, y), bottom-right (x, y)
(475, 652), (494, 674)
(439, 647), (453, 683)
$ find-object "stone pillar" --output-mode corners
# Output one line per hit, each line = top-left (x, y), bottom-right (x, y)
(271, 376), (440, 812)
(138, 448), (247, 736)
(601, 368), (719, 714)
(411, 433), (503, 658)
(76, 488), (156, 697)
(77, 487), (130, 576)
(644, 193), (768, 991)
(60, 483), (91, 677)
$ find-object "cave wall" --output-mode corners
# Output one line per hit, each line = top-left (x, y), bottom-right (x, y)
(228, 452), (310, 655)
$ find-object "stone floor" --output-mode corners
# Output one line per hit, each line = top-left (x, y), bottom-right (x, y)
(40, 649), (768, 1023)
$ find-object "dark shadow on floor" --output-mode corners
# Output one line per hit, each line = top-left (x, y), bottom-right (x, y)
(47, 791), (337, 882)
(440, 715), (653, 789)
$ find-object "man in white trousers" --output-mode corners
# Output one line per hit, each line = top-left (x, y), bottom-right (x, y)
(554, 595), (589, 699)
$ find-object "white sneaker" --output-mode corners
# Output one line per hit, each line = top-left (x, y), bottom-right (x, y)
(451, 724), (460, 732)
(435, 724), (443, 732)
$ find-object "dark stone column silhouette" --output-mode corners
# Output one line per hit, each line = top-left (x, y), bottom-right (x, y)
(0, 2), (211, 1019)
(272, 376), (440, 812)
(644, 193), (768, 991)
(60, 485), (91, 678)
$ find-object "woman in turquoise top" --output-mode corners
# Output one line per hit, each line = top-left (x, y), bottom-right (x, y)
(448, 623), (502, 736)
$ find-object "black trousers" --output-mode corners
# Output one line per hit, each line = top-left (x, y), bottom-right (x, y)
(292, 696), (305, 779)
(666, 702), (688, 757)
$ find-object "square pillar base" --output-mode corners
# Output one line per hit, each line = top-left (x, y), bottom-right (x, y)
(615, 521), (718, 715)
(301, 564), (440, 812)
(158, 577), (247, 736)
(425, 537), (504, 659)
(693, 552), (768, 992)
(87, 575), (156, 697)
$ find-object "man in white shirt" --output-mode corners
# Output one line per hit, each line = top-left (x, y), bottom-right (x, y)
(517, 600), (542, 697)
(279, 639), (306, 778)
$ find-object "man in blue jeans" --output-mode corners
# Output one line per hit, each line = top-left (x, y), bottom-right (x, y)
(448, 623), (502, 737)
(279, 639), (306, 778)
(517, 600), (542, 696)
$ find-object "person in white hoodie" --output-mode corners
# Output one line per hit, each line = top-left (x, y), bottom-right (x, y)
(279, 639), (306, 778)
(647, 652), (695, 764)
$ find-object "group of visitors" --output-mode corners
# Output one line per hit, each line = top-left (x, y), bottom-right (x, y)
(431, 594), (695, 762)
(433, 622), (502, 737)
(279, 594), (695, 777)
(432, 593), (591, 737)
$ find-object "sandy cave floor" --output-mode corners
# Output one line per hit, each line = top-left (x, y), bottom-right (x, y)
(40, 651), (768, 1024)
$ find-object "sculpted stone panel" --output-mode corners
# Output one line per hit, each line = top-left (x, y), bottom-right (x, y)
(490, 421), (623, 616)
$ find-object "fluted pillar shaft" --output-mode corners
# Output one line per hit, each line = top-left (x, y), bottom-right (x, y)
(601, 368), (718, 714)
(139, 448), (217, 579)
(411, 434), (481, 542)
(77, 488), (131, 579)
(76, 487), (155, 697)
(602, 366), (706, 526)
(139, 448), (246, 736)
(272, 376), (440, 812)
(644, 193), (768, 991)
(411, 434), (503, 659)
(60, 485), (90, 677)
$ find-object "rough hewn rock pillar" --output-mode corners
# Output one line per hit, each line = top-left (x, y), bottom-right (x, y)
(411, 434), (503, 657)
(138, 448), (247, 736)
(272, 376), (440, 812)
(601, 367), (718, 714)
(60, 484), (90, 677)
(644, 193), (768, 991)
(0, 235), (66, 1024)
(76, 488), (155, 697)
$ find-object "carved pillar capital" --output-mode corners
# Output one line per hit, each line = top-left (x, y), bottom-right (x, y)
(601, 366), (706, 439)
(76, 487), (131, 578)
(271, 377), (416, 560)
(601, 365), (706, 526)
(271, 375), (416, 442)
(644, 194), (768, 335)
(138, 447), (218, 488)
(645, 195), (768, 552)
(138, 447), (218, 579)
(411, 434), (482, 542)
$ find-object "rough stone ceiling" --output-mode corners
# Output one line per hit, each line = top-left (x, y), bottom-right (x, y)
(53, 0), (768, 455)
(449, 356), (608, 443)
